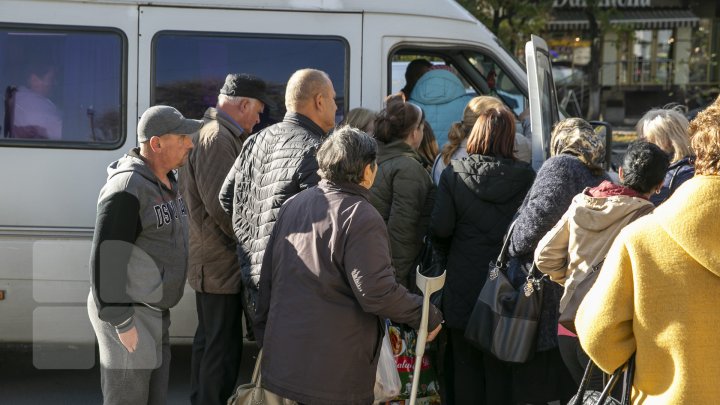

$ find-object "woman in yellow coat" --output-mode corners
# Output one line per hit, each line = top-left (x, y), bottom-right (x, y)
(576, 102), (720, 404)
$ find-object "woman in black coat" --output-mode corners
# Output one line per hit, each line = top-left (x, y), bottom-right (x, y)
(430, 107), (535, 404)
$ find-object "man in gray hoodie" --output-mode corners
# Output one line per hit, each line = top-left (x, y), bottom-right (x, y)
(87, 105), (200, 405)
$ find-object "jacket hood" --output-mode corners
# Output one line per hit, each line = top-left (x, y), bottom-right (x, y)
(409, 69), (469, 105)
(452, 155), (532, 204)
(655, 176), (720, 276)
(586, 180), (645, 200)
(572, 188), (653, 233)
(107, 148), (172, 188)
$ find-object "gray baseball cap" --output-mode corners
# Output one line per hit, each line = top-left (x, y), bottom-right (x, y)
(137, 105), (203, 143)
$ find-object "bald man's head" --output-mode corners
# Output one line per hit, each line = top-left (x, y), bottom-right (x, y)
(285, 69), (332, 112)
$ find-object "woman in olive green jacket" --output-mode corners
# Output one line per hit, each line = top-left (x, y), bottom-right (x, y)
(369, 96), (434, 287)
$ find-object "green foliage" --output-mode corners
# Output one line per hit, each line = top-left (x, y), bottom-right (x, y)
(456, 0), (553, 55)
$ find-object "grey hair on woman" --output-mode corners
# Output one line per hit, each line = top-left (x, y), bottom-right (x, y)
(318, 125), (377, 184)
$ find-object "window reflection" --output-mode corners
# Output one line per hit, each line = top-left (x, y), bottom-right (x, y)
(152, 33), (348, 131)
(465, 51), (526, 116)
(0, 28), (123, 146)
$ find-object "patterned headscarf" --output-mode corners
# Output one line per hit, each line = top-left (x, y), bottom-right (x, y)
(550, 118), (605, 174)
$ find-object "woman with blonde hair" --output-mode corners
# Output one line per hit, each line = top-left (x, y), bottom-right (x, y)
(430, 96), (530, 184)
(636, 107), (695, 205)
(340, 107), (377, 135)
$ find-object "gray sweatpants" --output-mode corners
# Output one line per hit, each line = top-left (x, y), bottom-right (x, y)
(87, 291), (171, 405)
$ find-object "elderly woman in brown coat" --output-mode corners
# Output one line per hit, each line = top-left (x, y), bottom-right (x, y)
(254, 126), (442, 405)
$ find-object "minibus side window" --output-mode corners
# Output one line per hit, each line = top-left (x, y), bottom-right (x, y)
(390, 54), (476, 96)
(0, 27), (124, 148)
(464, 51), (527, 117)
(153, 33), (348, 130)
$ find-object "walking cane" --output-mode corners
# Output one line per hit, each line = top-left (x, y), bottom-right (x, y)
(409, 267), (445, 405)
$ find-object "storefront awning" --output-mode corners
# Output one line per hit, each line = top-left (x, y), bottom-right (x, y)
(547, 9), (700, 30)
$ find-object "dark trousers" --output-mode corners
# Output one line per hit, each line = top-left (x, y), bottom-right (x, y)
(190, 291), (244, 405)
(510, 347), (577, 404)
(446, 327), (514, 405)
(559, 335), (611, 395)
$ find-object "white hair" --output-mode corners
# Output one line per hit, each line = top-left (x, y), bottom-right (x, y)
(217, 94), (255, 106)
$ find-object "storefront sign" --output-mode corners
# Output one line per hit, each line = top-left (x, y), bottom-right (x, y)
(553, 0), (651, 7)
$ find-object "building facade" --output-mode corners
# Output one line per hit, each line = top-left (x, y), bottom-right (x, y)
(546, 0), (719, 124)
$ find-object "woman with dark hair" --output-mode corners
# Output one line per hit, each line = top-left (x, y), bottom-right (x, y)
(507, 117), (608, 404)
(417, 119), (439, 173)
(399, 59), (433, 101)
(369, 95), (434, 287)
(254, 126), (442, 405)
(430, 107), (535, 404)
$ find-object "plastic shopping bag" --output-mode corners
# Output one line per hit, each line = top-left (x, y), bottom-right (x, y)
(385, 322), (441, 405)
(374, 321), (402, 402)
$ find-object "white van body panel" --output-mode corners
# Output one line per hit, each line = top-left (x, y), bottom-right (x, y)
(85, 0), (477, 22)
(0, 0), (555, 344)
(137, 6), (363, 116)
(0, 0), (139, 344)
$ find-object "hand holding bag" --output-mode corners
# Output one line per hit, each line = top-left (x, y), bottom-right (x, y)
(464, 219), (547, 363)
(227, 349), (297, 405)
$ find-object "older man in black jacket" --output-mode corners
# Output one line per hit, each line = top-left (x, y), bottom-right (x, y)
(219, 68), (337, 330)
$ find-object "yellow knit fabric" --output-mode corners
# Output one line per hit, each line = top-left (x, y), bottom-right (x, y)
(576, 176), (720, 404)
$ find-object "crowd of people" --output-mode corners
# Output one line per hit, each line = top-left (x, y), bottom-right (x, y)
(87, 59), (720, 405)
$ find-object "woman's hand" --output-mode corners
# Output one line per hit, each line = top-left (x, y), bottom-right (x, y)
(427, 323), (442, 342)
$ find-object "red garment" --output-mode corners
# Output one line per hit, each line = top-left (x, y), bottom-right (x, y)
(558, 323), (576, 338)
(585, 180), (647, 200)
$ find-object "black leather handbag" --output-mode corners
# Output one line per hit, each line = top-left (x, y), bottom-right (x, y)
(569, 354), (636, 405)
(464, 220), (546, 363)
(410, 235), (445, 309)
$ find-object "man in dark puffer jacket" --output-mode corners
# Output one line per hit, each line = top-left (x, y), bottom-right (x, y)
(219, 69), (337, 329)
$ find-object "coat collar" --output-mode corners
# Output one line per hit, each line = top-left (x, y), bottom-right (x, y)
(319, 179), (371, 200)
(283, 112), (327, 140)
(377, 139), (421, 164)
(205, 107), (246, 140)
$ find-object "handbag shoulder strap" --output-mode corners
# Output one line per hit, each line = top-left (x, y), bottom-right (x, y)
(620, 354), (636, 404)
(496, 219), (518, 264)
(628, 203), (654, 223)
(252, 349), (263, 385)
(572, 359), (595, 405)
